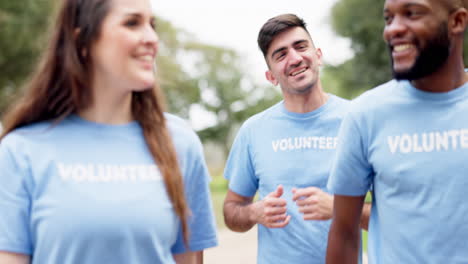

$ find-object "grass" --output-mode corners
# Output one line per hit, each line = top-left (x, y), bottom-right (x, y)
(363, 231), (368, 253)
(362, 192), (372, 252)
(209, 175), (229, 229)
(209, 174), (370, 252)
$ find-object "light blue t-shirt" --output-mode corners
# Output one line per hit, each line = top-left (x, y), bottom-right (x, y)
(225, 95), (350, 264)
(328, 80), (468, 263)
(0, 114), (218, 264)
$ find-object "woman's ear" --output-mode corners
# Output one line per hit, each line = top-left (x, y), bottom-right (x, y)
(74, 28), (87, 58)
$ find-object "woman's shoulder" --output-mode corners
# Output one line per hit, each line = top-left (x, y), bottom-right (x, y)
(164, 113), (203, 152)
(164, 113), (198, 139)
(1, 121), (54, 146)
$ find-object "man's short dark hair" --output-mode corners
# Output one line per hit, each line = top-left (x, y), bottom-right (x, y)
(257, 14), (309, 58)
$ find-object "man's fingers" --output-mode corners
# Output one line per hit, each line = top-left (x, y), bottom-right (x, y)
(295, 197), (318, 207)
(303, 213), (319, 220)
(264, 205), (287, 216)
(267, 214), (288, 223)
(276, 185), (284, 197)
(292, 187), (320, 201)
(264, 197), (287, 207)
(268, 185), (284, 198)
(302, 213), (329, 221)
(267, 215), (291, 228)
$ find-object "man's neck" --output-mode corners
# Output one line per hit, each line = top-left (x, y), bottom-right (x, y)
(411, 55), (467, 93)
(283, 84), (329, 113)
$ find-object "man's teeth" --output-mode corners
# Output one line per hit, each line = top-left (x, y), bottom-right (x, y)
(393, 44), (413, 52)
(291, 68), (307, 76)
(140, 55), (154, 61)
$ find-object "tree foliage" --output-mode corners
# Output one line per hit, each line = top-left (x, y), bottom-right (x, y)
(324, 0), (468, 98)
(156, 19), (280, 155)
(0, 0), (54, 111)
(0, 3), (280, 157)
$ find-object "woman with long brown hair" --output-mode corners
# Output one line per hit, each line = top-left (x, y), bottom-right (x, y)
(0, 0), (217, 263)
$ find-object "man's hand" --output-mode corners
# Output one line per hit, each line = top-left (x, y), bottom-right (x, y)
(292, 187), (333, 220)
(250, 185), (291, 228)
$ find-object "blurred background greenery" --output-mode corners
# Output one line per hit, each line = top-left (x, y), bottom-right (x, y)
(3, 0), (468, 253)
(3, 0), (468, 152)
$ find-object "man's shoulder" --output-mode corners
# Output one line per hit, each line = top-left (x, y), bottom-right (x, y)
(241, 101), (282, 128)
(329, 93), (351, 104)
(355, 80), (398, 101)
(327, 94), (351, 114)
(349, 80), (400, 110)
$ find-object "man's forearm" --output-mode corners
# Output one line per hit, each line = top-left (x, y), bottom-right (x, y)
(327, 195), (365, 264)
(326, 222), (361, 264)
(223, 200), (256, 232)
(0, 252), (30, 264)
(173, 251), (203, 264)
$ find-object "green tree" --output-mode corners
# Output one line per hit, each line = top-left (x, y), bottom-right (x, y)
(155, 19), (202, 118)
(324, 0), (468, 98)
(0, 0), (54, 112)
(0, 3), (280, 157)
(156, 19), (280, 156)
(184, 42), (280, 156)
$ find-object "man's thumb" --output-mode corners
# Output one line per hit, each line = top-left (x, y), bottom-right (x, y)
(270, 185), (283, 198)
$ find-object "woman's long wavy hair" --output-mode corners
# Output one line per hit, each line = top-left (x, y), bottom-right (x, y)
(1, 0), (189, 242)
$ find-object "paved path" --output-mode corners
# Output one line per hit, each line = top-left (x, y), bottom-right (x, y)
(205, 227), (257, 264)
(205, 227), (367, 264)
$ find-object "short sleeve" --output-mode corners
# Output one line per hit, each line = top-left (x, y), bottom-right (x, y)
(171, 134), (218, 254)
(0, 136), (33, 254)
(327, 111), (373, 196)
(223, 125), (258, 197)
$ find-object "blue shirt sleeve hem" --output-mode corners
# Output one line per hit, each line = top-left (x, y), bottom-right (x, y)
(0, 242), (32, 255)
(172, 237), (218, 254)
(328, 185), (368, 196)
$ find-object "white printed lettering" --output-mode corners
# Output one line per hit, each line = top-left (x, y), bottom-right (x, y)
(387, 136), (400, 154)
(270, 136), (339, 152)
(387, 129), (468, 154)
(461, 129), (468, 148)
(421, 133), (434, 152)
(412, 134), (423, 153)
(436, 132), (449, 151)
(57, 163), (163, 183)
(272, 140), (280, 152)
(400, 134), (412, 154)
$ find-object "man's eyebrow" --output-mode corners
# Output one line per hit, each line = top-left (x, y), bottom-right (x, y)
(384, 2), (429, 13)
(271, 47), (287, 59)
(404, 3), (428, 9)
(293, 39), (308, 46)
(270, 39), (308, 59)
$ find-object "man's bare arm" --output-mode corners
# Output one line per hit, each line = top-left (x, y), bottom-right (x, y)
(173, 251), (202, 264)
(0, 252), (30, 264)
(326, 195), (365, 264)
(223, 190), (256, 232)
(223, 186), (290, 232)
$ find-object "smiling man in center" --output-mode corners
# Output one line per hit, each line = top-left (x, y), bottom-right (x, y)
(222, 14), (369, 264)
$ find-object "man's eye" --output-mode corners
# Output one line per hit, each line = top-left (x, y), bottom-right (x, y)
(406, 7), (426, 19)
(276, 53), (285, 60)
(383, 14), (392, 24)
(406, 10), (420, 18)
